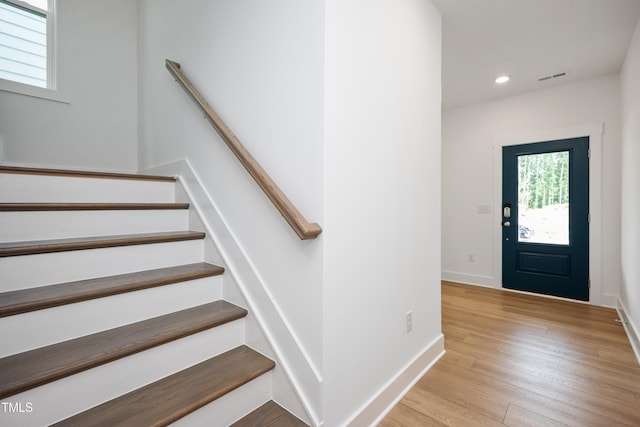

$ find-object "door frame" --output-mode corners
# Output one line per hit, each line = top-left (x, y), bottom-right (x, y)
(502, 138), (590, 300)
(492, 122), (612, 306)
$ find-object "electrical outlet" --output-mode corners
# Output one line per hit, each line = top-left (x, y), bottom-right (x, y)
(405, 311), (413, 333)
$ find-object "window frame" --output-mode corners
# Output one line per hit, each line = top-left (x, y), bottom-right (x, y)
(0, 0), (67, 103)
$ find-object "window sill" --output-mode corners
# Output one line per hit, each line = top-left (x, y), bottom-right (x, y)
(0, 79), (70, 104)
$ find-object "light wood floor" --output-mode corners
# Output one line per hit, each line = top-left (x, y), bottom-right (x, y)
(380, 281), (640, 426)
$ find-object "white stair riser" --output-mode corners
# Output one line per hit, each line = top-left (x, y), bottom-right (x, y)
(1, 240), (205, 291)
(171, 372), (272, 427)
(0, 174), (175, 203)
(0, 210), (189, 242)
(0, 172), (279, 427)
(0, 276), (223, 357)
(0, 322), (245, 427)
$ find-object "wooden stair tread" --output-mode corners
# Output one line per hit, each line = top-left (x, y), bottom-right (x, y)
(52, 345), (275, 427)
(0, 301), (247, 399)
(0, 166), (176, 182)
(0, 230), (206, 257)
(232, 401), (309, 427)
(0, 262), (224, 317)
(0, 202), (189, 211)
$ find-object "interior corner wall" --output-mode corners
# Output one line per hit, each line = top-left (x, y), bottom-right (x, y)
(441, 74), (622, 303)
(620, 18), (640, 340)
(0, 0), (138, 172)
(322, 0), (442, 425)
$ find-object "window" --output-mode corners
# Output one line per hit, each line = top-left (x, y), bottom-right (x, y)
(0, 0), (54, 89)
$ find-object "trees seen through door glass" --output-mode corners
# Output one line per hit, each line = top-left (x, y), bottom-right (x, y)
(517, 151), (569, 245)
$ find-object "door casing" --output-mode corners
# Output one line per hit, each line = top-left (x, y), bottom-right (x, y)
(502, 137), (589, 301)
(492, 122), (610, 305)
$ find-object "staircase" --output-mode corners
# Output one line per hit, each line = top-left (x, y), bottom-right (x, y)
(0, 166), (308, 426)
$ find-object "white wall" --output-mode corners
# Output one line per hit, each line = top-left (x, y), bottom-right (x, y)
(620, 18), (640, 348)
(137, 0), (325, 422)
(139, 1), (443, 425)
(442, 74), (622, 305)
(322, 1), (443, 425)
(0, 0), (138, 172)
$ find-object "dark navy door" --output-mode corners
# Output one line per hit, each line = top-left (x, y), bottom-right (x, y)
(502, 137), (589, 301)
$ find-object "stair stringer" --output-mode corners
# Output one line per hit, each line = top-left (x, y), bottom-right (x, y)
(142, 159), (321, 426)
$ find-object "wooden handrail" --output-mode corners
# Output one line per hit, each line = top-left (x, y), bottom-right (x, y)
(165, 60), (322, 240)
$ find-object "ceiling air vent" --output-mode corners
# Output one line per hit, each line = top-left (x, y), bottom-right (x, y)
(538, 71), (568, 82)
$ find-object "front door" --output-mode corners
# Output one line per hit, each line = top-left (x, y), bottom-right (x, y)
(502, 137), (589, 301)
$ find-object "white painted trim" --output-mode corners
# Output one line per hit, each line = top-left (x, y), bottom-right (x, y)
(492, 122), (605, 305)
(140, 159), (322, 426)
(46, 0), (58, 91)
(441, 270), (495, 288)
(0, 0), (67, 102)
(0, 79), (70, 103)
(617, 298), (640, 366)
(597, 293), (619, 309)
(343, 334), (445, 427)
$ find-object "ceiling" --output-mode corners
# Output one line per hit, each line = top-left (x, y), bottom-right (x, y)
(431, 0), (640, 110)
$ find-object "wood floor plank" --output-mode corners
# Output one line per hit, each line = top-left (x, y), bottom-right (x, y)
(400, 386), (505, 427)
(52, 346), (274, 427)
(0, 262), (224, 317)
(413, 369), (509, 422)
(427, 359), (617, 427)
(459, 332), (640, 394)
(439, 347), (476, 369)
(468, 351), (640, 424)
(0, 230), (206, 257)
(231, 401), (308, 427)
(598, 346), (640, 367)
(380, 402), (449, 427)
(436, 355), (624, 427)
(0, 301), (246, 399)
(503, 404), (568, 427)
(381, 282), (640, 427)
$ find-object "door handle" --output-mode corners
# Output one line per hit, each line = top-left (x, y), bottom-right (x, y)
(503, 203), (511, 218)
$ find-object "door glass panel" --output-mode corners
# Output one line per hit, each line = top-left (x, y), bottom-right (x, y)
(517, 151), (569, 245)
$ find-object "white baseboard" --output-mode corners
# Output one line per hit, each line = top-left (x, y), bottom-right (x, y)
(442, 271), (619, 309)
(597, 293), (619, 309)
(344, 334), (445, 427)
(617, 299), (640, 366)
(441, 270), (497, 288)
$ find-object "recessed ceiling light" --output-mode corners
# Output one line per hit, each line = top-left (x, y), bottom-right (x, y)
(495, 75), (510, 84)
